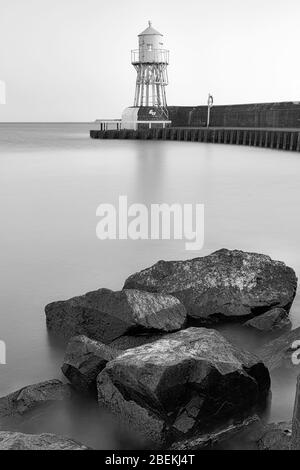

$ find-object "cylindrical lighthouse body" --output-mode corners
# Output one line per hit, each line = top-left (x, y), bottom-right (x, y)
(138, 28), (164, 63)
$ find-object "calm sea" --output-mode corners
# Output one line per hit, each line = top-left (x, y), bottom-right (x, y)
(0, 123), (300, 449)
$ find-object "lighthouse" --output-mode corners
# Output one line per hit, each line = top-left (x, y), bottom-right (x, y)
(132, 21), (169, 115)
(122, 22), (170, 129)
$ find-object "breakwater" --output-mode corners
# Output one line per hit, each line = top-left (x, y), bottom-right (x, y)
(90, 127), (300, 152)
(168, 102), (300, 128)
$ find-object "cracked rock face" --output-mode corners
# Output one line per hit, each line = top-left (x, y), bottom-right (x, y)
(45, 288), (186, 343)
(0, 380), (71, 418)
(0, 432), (89, 450)
(123, 249), (297, 324)
(97, 327), (270, 447)
(62, 335), (119, 396)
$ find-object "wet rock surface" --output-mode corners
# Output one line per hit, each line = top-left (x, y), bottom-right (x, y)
(257, 422), (292, 450)
(97, 327), (270, 446)
(244, 307), (292, 331)
(62, 335), (119, 395)
(109, 333), (164, 350)
(124, 249), (297, 324)
(169, 415), (262, 450)
(257, 327), (300, 370)
(0, 431), (89, 450)
(0, 380), (71, 418)
(46, 288), (186, 343)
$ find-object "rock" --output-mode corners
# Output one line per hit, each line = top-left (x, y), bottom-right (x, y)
(97, 327), (270, 447)
(257, 327), (300, 371)
(124, 249), (297, 323)
(0, 380), (71, 418)
(244, 308), (292, 331)
(169, 415), (262, 450)
(46, 288), (186, 343)
(62, 335), (119, 395)
(291, 374), (300, 449)
(0, 432), (89, 450)
(109, 333), (164, 350)
(257, 422), (292, 450)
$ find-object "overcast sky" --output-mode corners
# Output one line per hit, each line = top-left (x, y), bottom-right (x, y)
(1, 0), (300, 122)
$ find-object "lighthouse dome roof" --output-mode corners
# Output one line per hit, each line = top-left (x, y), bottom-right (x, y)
(138, 22), (163, 36)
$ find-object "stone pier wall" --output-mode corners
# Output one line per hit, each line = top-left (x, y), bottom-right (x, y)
(168, 102), (300, 128)
(90, 127), (300, 152)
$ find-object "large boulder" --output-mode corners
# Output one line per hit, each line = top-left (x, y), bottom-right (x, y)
(0, 380), (71, 418)
(124, 249), (297, 324)
(244, 308), (292, 331)
(97, 327), (270, 447)
(46, 288), (186, 343)
(62, 335), (119, 395)
(0, 432), (89, 450)
(257, 327), (300, 371)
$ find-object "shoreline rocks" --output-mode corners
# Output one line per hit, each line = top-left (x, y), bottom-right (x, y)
(0, 432), (89, 450)
(124, 249), (297, 324)
(34, 248), (298, 449)
(46, 288), (186, 343)
(97, 327), (270, 447)
(0, 380), (71, 418)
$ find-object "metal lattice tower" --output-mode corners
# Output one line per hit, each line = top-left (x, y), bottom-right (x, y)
(131, 22), (169, 119)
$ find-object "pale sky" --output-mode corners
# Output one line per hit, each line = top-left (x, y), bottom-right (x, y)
(1, 0), (300, 122)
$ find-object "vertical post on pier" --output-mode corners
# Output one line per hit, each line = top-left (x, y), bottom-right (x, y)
(207, 93), (214, 128)
(291, 374), (300, 449)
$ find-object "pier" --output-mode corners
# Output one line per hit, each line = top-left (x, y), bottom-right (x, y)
(90, 127), (300, 152)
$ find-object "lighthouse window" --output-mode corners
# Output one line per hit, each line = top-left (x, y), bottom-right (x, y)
(147, 44), (153, 51)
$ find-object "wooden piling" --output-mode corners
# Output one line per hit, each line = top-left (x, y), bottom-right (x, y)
(90, 127), (300, 153)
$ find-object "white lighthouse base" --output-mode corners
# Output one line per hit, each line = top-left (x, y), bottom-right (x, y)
(122, 107), (171, 130)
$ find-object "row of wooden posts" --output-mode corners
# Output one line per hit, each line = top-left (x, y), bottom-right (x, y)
(90, 127), (300, 152)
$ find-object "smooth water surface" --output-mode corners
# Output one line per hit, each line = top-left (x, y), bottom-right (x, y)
(0, 123), (300, 448)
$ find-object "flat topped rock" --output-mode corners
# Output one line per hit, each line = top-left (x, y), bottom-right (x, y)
(45, 288), (186, 343)
(0, 432), (89, 450)
(0, 380), (71, 418)
(124, 249), (297, 323)
(97, 327), (270, 446)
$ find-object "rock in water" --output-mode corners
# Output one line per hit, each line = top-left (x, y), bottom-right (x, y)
(0, 432), (89, 450)
(62, 335), (119, 395)
(0, 380), (71, 418)
(257, 327), (300, 371)
(45, 288), (186, 343)
(244, 308), (292, 331)
(124, 249), (297, 323)
(257, 422), (292, 450)
(97, 327), (270, 447)
(169, 415), (262, 450)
